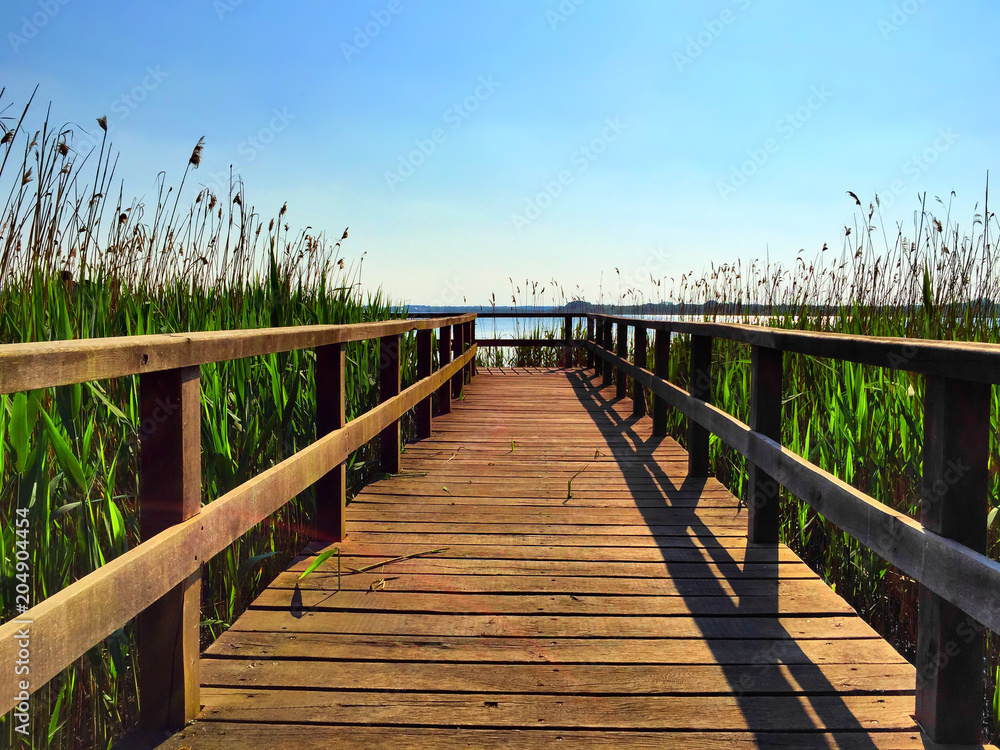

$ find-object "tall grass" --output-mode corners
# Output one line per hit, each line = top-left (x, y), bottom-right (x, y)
(0, 92), (415, 749)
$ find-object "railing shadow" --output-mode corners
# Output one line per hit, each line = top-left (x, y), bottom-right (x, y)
(564, 366), (886, 747)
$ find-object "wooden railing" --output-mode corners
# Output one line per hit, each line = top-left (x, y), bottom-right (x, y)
(442, 311), (586, 366)
(587, 312), (1000, 745)
(0, 314), (476, 733)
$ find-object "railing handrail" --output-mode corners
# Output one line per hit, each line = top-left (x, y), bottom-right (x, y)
(588, 312), (1000, 383)
(0, 315), (477, 731)
(0, 314), (475, 395)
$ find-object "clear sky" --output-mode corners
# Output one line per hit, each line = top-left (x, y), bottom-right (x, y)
(2, 0), (997, 306)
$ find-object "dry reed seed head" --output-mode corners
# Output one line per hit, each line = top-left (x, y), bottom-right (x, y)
(57, 141), (70, 156)
(189, 137), (205, 167)
(233, 193), (242, 206)
(0, 129), (13, 145)
(279, 202), (287, 217)
(119, 213), (128, 225)
(268, 218), (274, 231)
(97, 116), (108, 132)
(22, 168), (33, 185)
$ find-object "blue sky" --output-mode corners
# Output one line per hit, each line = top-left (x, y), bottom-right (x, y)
(1, 0), (997, 305)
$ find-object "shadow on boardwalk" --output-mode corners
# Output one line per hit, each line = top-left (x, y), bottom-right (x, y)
(566, 367), (882, 748)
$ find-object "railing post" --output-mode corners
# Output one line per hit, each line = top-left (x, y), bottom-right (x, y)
(652, 329), (669, 437)
(451, 323), (464, 398)
(688, 335), (712, 476)
(316, 343), (347, 541)
(463, 320), (473, 383)
(470, 318), (477, 377)
(915, 376), (989, 744)
(747, 346), (782, 543)
(563, 315), (573, 369)
(586, 317), (595, 370)
(633, 326), (647, 417)
(379, 333), (401, 475)
(438, 325), (452, 415)
(416, 330), (432, 440)
(615, 322), (628, 399)
(602, 320), (614, 387)
(138, 366), (201, 732)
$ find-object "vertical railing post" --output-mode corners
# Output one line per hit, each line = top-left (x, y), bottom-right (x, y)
(463, 320), (473, 384)
(633, 326), (647, 417)
(470, 318), (477, 377)
(316, 343), (347, 541)
(416, 329), (432, 440)
(138, 366), (201, 732)
(379, 333), (401, 475)
(915, 376), (989, 743)
(586, 317), (595, 370)
(688, 335), (712, 476)
(563, 315), (573, 369)
(437, 325), (452, 415)
(652, 328), (669, 437)
(747, 346), (782, 543)
(451, 323), (464, 398)
(615, 322), (628, 399)
(602, 319), (614, 387)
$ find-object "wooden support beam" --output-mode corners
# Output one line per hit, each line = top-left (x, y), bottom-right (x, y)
(470, 319), (477, 377)
(615, 322), (628, 400)
(652, 329), (669, 437)
(915, 376), (989, 744)
(586, 317), (595, 370)
(633, 326), (647, 417)
(379, 334), (401, 475)
(437, 326), (452, 415)
(563, 316), (573, 368)
(316, 343), (347, 542)
(602, 320), (614, 387)
(138, 366), (201, 732)
(747, 346), (782, 544)
(687, 335), (712, 477)
(463, 322), (473, 383)
(451, 324), (464, 399)
(415, 330), (432, 440)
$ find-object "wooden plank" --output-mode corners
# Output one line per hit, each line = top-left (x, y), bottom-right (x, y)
(204, 631), (900, 666)
(137, 366), (201, 731)
(155, 723), (938, 750)
(200, 658), (914, 695)
(191, 688), (922, 732)
(226, 610), (877, 639)
(249, 588), (854, 616)
(315, 343), (346, 542)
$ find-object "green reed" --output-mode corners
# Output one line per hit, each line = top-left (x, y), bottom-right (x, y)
(0, 93), (417, 749)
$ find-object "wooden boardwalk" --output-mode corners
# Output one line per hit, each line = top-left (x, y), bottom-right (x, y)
(159, 368), (958, 749)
